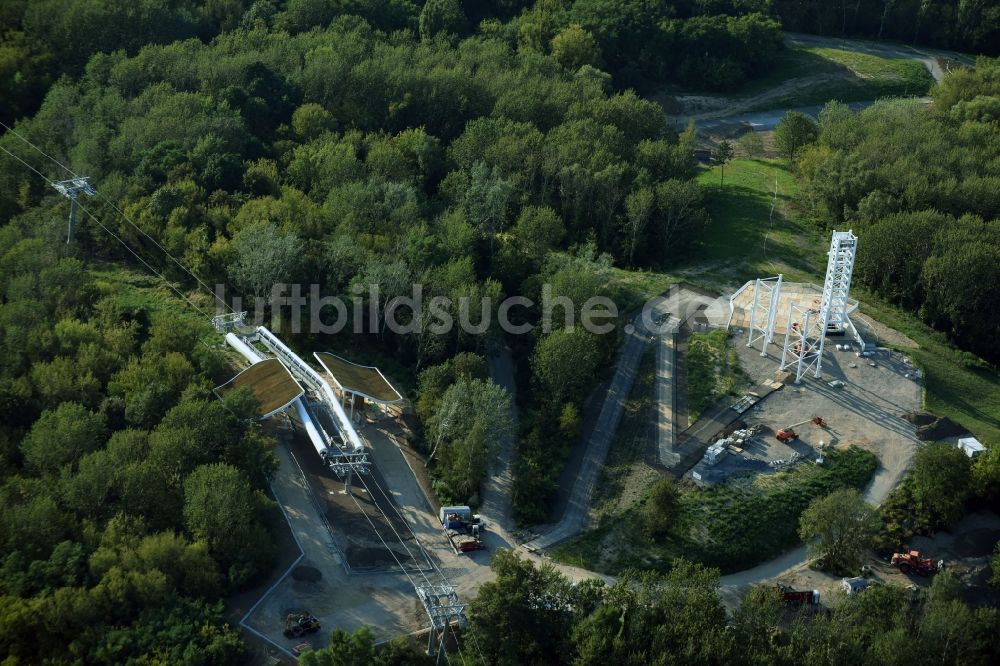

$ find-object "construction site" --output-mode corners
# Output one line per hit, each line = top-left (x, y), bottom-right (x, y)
(649, 232), (920, 493)
(208, 315), (502, 662)
(216, 228), (978, 661)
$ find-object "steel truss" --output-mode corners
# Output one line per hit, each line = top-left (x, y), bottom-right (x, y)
(746, 274), (783, 355)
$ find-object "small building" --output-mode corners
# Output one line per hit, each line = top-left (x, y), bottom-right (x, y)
(957, 437), (985, 458)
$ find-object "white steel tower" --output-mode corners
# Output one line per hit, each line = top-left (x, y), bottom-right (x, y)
(780, 230), (857, 382)
(819, 230), (857, 335)
(746, 274), (783, 355)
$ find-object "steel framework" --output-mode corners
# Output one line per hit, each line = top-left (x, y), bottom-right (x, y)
(779, 304), (824, 382)
(417, 585), (468, 657)
(53, 177), (95, 243)
(778, 230), (857, 382)
(746, 274), (783, 355)
(820, 230), (857, 334)
(212, 311), (247, 332)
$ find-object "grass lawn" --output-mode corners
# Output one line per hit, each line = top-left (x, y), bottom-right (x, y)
(552, 446), (878, 575)
(691, 158), (826, 283)
(685, 329), (745, 422)
(89, 264), (215, 333)
(855, 291), (1000, 446)
(731, 46), (934, 111)
(607, 266), (680, 314)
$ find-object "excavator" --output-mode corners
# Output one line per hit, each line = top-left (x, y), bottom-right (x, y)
(775, 416), (826, 442)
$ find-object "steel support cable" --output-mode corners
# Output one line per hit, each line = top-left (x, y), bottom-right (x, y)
(358, 471), (483, 666)
(0, 144), (212, 318)
(0, 120), (234, 314)
(346, 488), (453, 666)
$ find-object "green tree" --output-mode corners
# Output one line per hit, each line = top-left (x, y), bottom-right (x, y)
(419, 0), (466, 41)
(227, 222), (303, 298)
(738, 130), (763, 159)
(465, 161), (514, 262)
(775, 111), (819, 161)
(910, 443), (972, 528)
(642, 478), (680, 538)
(292, 102), (337, 140)
(183, 463), (274, 587)
(972, 445), (1000, 503)
(653, 178), (708, 255)
(799, 488), (880, 573)
(623, 186), (654, 267)
(301, 626), (432, 665)
(991, 542), (1000, 590)
(20, 402), (105, 476)
(551, 24), (600, 70)
(469, 549), (578, 666)
(427, 378), (512, 501)
(710, 139), (735, 187)
(531, 328), (601, 405)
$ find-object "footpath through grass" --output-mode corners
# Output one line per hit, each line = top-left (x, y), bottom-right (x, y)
(692, 158), (825, 282)
(552, 447), (878, 575)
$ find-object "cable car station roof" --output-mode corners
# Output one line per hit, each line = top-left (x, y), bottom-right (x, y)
(314, 352), (403, 404)
(214, 358), (304, 418)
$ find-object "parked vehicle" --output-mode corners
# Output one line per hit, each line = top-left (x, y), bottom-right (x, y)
(891, 550), (943, 576)
(439, 506), (485, 554)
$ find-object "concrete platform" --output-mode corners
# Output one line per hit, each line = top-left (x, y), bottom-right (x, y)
(729, 280), (859, 336)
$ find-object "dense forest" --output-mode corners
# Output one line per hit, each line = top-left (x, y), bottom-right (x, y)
(773, 0), (1000, 53)
(798, 60), (1000, 364)
(0, 252), (278, 662)
(463, 550), (999, 666)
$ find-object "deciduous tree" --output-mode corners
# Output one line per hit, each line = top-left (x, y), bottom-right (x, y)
(799, 488), (879, 572)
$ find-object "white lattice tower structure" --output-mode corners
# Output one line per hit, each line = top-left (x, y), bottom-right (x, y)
(779, 304), (824, 382)
(820, 230), (857, 334)
(746, 274), (783, 355)
(778, 230), (857, 382)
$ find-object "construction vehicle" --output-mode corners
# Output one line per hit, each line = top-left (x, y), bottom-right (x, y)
(283, 612), (321, 639)
(776, 416), (826, 442)
(891, 550), (943, 576)
(776, 583), (820, 606)
(439, 506), (485, 554)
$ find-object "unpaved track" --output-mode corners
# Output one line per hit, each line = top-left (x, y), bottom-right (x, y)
(681, 31), (974, 131)
(481, 347), (517, 535)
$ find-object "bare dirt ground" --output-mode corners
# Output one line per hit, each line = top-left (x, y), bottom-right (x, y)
(288, 431), (429, 573)
(852, 311), (919, 349)
(725, 336), (922, 503)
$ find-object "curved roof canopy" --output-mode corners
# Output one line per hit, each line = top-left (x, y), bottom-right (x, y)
(314, 352), (403, 404)
(214, 358), (304, 418)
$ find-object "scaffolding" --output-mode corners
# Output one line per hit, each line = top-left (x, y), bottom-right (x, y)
(746, 274), (783, 355)
(779, 304), (824, 382)
(820, 230), (857, 334)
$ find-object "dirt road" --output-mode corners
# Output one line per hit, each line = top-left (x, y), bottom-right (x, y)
(481, 347), (517, 534)
(682, 31), (974, 132)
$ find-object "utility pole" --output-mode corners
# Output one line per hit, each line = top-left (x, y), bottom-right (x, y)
(53, 177), (95, 243)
